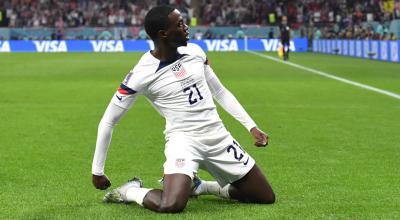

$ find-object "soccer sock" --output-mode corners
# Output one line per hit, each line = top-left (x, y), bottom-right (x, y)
(197, 181), (230, 199)
(124, 187), (152, 206)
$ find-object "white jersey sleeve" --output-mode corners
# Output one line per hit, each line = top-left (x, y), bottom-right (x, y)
(92, 52), (159, 175)
(204, 64), (257, 132)
(112, 52), (158, 109)
(92, 100), (134, 175)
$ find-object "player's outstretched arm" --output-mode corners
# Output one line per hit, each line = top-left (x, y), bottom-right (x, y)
(204, 65), (257, 130)
(91, 94), (137, 190)
(204, 65), (270, 147)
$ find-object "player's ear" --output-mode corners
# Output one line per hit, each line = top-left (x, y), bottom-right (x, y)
(158, 30), (168, 40)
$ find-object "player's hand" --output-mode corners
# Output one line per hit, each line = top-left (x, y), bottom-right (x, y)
(250, 127), (269, 147)
(92, 174), (111, 190)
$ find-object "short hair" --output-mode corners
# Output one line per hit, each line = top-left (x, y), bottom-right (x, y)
(144, 5), (175, 40)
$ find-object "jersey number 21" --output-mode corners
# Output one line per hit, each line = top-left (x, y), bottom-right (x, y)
(183, 83), (203, 105)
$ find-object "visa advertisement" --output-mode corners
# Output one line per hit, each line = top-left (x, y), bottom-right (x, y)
(0, 38), (308, 53)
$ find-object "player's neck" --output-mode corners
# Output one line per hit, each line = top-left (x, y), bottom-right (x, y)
(151, 44), (179, 62)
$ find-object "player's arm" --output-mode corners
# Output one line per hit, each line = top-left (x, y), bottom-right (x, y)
(92, 91), (138, 190)
(204, 64), (268, 147)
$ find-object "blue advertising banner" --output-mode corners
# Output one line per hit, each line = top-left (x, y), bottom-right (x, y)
(336, 40), (343, 55)
(312, 39), (400, 63)
(363, 40), (369, 58)
(342, 40), (348, 56)
(390, 41), (399, 62)
(328, 40), (332, 54)
(349, 40), (355, 56)
(356, 40), (363, 57)
(0, 38), (308, 53)
(370, 40), (379, 60)
(381, 41), (389, 61)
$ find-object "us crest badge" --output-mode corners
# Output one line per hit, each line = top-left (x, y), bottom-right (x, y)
(171, 62), (187, 79)
(175, 158), (186, 168)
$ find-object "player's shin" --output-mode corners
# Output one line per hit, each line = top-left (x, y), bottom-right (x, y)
(125, 187), (152, 206)
(194, 181), (230, 199)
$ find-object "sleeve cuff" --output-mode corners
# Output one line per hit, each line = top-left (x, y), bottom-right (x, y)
(92, 165), (104, 176)
(245, 122), (257, 132)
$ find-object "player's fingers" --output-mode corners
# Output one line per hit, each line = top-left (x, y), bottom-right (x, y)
(258, 135), (267, 144)
(256, 135), (268, 146)
(105, 180), (111, 188)
(94, 179), (111, 190)
(98, 184), (108, 190)
(255, 141), (267, 147)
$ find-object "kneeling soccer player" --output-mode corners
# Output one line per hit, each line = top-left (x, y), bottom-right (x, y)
(91, 5), (275, 213)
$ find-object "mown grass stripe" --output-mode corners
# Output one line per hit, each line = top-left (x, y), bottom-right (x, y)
(247, 51), (400, 100)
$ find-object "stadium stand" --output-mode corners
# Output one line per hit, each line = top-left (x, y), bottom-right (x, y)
(0, 0), (399, 40)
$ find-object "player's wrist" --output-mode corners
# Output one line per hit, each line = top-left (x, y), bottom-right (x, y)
(249, 125), (259, 133)
(92, 170), (105, 176)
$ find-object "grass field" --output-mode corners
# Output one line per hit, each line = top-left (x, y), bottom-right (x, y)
(0, 51), (399, 219)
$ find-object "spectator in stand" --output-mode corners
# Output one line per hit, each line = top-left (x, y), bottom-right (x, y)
(268, 29), (274, 39)
(138, 29), (148, 39)
(194, 29), (203, 40)
(0, 0), (398, 40)
(236, 29), (245, 39)
(314, 28), (321, 40)
(389, 32), (397, 40)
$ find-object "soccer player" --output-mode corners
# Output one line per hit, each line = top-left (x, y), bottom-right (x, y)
(279, 16), (291, 61)
(91, 5), (275, 213)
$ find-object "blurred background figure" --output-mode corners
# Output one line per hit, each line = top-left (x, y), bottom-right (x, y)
(280, 16), (290, 61)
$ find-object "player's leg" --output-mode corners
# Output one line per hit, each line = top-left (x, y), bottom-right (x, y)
(193, 165), (275, 204)
(229, 164), (275, 203)
(142, 173), (192, 213)
(286, 41), (290, 59)
(142, 133), (199, 212)
(283, 41), (289, 60)
(281, 40), (287, 60)
(104, 134), (199, 213)
(193, 136), (275, 204)
(104, 174), (192, 213)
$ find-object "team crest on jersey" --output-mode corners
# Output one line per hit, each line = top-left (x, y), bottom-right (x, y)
(175, 158), (186, 168)
(171, 62), (187, 79)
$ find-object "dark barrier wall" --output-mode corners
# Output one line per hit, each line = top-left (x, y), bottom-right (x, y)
(0, 38), (308, 53)
(313, 39), (400, 63)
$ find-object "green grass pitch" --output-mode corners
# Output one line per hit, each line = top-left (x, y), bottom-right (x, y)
(0, 51), (399, 219)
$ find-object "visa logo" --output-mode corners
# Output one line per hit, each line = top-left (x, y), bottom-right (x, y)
(205, 40), (238, 51)
(260, 39), (295, 51)
(90, 40), (124, 52)
(0, 41), (10, 52)
(33, 41), (67, 52)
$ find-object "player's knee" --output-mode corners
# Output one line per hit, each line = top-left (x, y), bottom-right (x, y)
(259, 191), (276, 204)
(158, 200), (187, 213)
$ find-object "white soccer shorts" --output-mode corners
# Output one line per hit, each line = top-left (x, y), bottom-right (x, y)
(163, 131), (255, 186)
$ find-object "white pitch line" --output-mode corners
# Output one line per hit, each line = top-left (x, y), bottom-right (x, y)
(247, 51), (400, 100)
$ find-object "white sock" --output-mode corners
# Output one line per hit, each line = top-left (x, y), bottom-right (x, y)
(125, 187), (152, 206)
(197, 181), (230, 199)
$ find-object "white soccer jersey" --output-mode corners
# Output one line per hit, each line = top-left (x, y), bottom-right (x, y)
(113, 43), (225, 136)
(92, 43), (258, 176)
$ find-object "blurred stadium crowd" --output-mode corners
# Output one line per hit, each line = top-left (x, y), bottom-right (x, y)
(0, 0), (399, 40)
